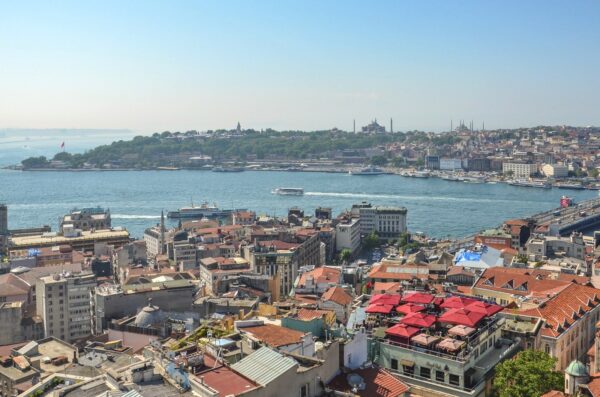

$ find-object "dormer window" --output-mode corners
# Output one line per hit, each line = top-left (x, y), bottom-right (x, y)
(536, 274), (543, 280)
(502, 280), (514, 289)
(516, 282), (528, 292)
(484, 277), (495, 286)
(572, 311), (578, 320)
(579, 306), (585, 316)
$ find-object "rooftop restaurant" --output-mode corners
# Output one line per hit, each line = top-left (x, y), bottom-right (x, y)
(361, 291), (519, 396)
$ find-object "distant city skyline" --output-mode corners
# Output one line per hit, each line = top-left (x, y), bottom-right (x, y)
(1, 0), (599, 133)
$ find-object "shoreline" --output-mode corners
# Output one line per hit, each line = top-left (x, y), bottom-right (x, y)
(6, 166), (598, 191)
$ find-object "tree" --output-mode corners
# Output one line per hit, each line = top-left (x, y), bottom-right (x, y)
(339, 249), (352, 263)
(493, 350), (563, 397)
(515, 254), (529, 264)
(504, 170), (514, 177)
(21, 156), (49, 169)
(370, 155), (388, 166)
(363, 231), (380, 249)
(589, 168), (599, 179)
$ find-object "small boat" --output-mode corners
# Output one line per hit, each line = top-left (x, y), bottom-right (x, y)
(349, 166), (385, 175)
(212, 166), (244, 172)
(462, 176), (486, 184)
(272, 187), (304, 196)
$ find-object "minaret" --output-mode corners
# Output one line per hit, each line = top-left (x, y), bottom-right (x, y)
(450, 120), (453, 133)
(353, 119), (356, 133)
(390, 118), (393, 133)
(159, 210), (165, 255)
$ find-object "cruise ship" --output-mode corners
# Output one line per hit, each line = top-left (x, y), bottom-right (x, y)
(272, 187), (304, 196)
(349, 166), (385, 175)
(167, 202), (244, 219)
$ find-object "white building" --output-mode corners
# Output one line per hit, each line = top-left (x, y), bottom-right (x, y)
(542, 164), (569, 178)
(439, 158), (463, 171)
(36, 272), (96, 343)
(335, 218), (361, 254)
(355, 204), (407, 242)
(502, 162), (538, 177)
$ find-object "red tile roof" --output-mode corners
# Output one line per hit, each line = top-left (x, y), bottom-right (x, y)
(295, 308), (333, 321)
(241, 324), (306, 347)
(518, 283), (600, 338)
(473, 267), (575, 297)
(322, 286), (353, 306)
(585, 375), (600, 397)
(297, 266), (341, 288)
(196, 365), (259, 396)
(327, 367), (409, 397)
(367, 263), (430, 281)
(372, 282), (402, 294)
(540, 391), (566, 397)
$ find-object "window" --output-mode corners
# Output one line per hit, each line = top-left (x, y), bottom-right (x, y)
(300, 384), (309, 397)
(391, 359), (398, 370)
(545, 344), (551, 354)
(436, 371), (445, 382)
(420, 367), (431, 379)
(449, 374), (460, 386)
(402, 365), (414, 377)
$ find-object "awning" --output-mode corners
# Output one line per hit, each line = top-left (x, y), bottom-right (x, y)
(400, 360), (415, 367)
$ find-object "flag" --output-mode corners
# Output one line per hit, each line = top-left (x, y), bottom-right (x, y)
(60, 142), (65, 149)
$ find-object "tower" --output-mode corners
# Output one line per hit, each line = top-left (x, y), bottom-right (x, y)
(565, 360), (589, 395)
(353, 119), (356, 134)
(159, 210), (165, 255)
(390, 118), (393, 133)
(0, 204), (7, 235)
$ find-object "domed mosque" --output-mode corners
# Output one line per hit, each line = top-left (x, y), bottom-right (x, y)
(134, 298), (165, 328)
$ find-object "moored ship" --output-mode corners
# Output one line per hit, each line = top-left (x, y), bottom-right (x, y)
(167, 202), (244, 219)
(272, 187), (304, 196)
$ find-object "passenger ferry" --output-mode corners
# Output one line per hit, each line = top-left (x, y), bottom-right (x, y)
(349, 166), (385, 175)
(272, 187), (304, 196)
(167, 202), (244, 219)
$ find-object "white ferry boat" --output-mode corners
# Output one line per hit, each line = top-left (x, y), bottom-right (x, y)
(272, 187), (304, 196)
(167, 202), (243, 219)
(349, 166), (385, 175)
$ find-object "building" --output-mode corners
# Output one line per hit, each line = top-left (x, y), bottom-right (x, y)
(354, 203), (407, 242)
(60, 207), (111, 233)
(361, 119), (386, 134)
(9, 228), (130, 253)
(542, 164), (569, 178)
(502, 162), (538, 177)
(471, 267), (584, 306)
(370, 292), (519, 397)
(526, 233), (586, 262)
(172, 231), (197, 271)
(245, 240), (300, 297)
(439, 158), (463, 171)
(199, 256), (253, 295)
(236, 321), (315, 356)
(92, 274), (199, 334)
(336, 217), (361, 254)
(36, 272), (96, 342)
(295, 266), (342, 295)
(232, 210), (256, 225)
(518, 283), (600, 370)
(319, 286), (353, 323)
(0, 301), (43, 344)
(425, 155), (440, 170)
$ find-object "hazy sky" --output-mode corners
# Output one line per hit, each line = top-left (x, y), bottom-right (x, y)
(1, 1), (599, 133)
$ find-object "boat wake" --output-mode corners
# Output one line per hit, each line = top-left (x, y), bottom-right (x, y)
(304, 191), (527, 204)
(112, 214), (161, 219)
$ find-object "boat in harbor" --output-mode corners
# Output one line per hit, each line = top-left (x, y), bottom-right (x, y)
(462, 176), (486, 184)
(212, 166), (245, 172)
(403, 170), (430, 178)
(349, 166), (385, 175)
(508, 179), (551, 189)
(272, 187), (304, 196)
(554, 182), (585, 190)
(441, 174), (460, 181)
(167, 201), (244, 219)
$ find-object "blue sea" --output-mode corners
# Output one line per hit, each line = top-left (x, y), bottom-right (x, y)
(0, 169), (595, 239)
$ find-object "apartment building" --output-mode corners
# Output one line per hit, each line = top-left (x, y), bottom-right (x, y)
(36, 272), (96, 343)
(354, 203), (407, 241)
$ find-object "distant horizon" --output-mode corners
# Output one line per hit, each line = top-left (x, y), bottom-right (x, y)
(1, 1), (599, 132)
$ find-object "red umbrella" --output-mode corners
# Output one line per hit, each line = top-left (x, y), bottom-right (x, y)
(400, 312), (437, 328)
(396, 303), (426, 315)
(465, 301), (503, 316)
(370, 294), (401, 306)
(402, 292), (434, 305)
(440, 296), (478, 309)
(438, 308), (486, 327)
(385, 323), (421, 339)
(365, 303), (395, 314)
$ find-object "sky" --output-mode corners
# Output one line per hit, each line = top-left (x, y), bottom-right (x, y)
(1, 0), (599, 133)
